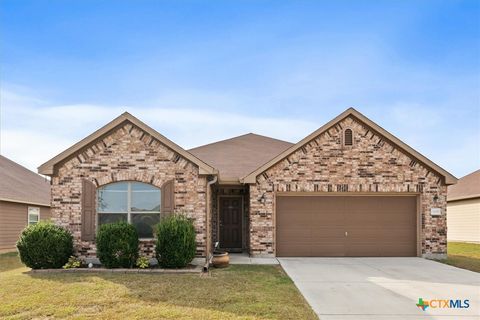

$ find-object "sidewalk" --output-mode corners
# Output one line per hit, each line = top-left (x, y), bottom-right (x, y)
(229, 253), (279, 265)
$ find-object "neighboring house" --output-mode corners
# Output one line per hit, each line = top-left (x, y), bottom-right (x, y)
(0, 155), (51, 252)
(38, 108), (457, 261)
(447, 169), (480, 243)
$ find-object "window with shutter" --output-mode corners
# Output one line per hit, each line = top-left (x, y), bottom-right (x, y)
(94, 181), (175, 239)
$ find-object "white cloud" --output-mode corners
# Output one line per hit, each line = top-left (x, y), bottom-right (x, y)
(0, 88), (317, 172)
(1, 129), (73, 172)
(1, 85), (478, 178)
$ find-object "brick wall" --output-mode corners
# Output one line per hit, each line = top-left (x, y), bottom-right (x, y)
(51, 122), (207, 259)
(249, 115), (447, 258)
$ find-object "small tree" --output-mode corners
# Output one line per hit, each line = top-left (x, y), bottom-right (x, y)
(96, 222), (139, 268)
(17, 222), (73, 269)
(155, 214), (196, 268)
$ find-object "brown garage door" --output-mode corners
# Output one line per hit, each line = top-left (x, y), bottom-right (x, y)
(276, 195), (417, 257)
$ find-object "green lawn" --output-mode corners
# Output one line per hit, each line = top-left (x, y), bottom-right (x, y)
(0, 252), (316, 320)
(440, 242), (480, 273)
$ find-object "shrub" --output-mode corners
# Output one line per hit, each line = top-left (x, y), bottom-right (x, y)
(155, 214), (196, 268)
(96, 222), (139, 268)
(136, 256), (150, 269)
(63, 256), (82, 269)
(16, 222), (73, 269)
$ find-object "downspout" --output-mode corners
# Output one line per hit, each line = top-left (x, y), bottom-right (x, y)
(204, 175), (218, 272)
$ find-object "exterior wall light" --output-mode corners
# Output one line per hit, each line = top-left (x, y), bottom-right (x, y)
(258, 193), (266, 204)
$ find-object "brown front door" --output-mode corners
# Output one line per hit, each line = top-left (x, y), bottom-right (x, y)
(219, 196), (242, 249)
(276, 195), (417, 257)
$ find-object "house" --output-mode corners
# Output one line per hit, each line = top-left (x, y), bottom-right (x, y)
(0, 155), (51, 252)
(447, 169), (480, 243)
(38, 108), (457, 261)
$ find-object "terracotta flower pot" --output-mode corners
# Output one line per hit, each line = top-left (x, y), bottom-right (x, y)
(212, 251), (229, 268)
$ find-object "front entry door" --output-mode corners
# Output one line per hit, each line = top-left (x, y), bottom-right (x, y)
(219, 196), (242, 250)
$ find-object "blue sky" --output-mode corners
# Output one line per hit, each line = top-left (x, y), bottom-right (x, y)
(0, 0), (479, 178)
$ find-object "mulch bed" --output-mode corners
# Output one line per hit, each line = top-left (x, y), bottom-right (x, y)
(27, 264), (203, 274)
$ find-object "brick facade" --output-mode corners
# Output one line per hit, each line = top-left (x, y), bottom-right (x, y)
(249, 115), (447, 258)
(50, 122), (208, 259)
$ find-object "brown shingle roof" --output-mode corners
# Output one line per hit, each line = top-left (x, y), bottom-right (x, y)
(0, 155), (50, 206)
(189, 133), (293, 183)
(447, 169), (480, 201)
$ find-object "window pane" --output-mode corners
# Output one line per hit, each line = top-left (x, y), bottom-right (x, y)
(131, 182), (161, 212)
(132, 213), (160, 238)
(97, 182), (128, 213)
(131, 182), (158, 192)
(98, 213), (128, 225)
(102, 182), (128, 191)
(28, 214), (39, 225)
(28, 207), (40, 225)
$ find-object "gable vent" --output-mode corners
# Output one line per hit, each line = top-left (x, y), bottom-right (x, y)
(344, 129), (353, 146)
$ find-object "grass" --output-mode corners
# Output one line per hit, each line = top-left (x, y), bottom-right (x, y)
(439, 242), (480, 273)
(0, 252), (317, 320)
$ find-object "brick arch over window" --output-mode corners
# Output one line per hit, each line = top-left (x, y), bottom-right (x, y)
(93, 172), (165, 189)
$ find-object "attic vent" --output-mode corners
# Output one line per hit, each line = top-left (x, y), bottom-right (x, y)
(344, 129), (353, 146)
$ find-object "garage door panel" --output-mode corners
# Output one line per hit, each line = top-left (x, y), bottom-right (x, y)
(278, 227), (344, 240)
(347, 226), (413, 238)
(278, 212), (345, 225)
(310, 228), (345, 240)
(276, 195), (417, 257)
(347, 243), (415, 257)
(277, 242), (346, 257)
(276, 243), (312, 257)
(310, 243), (345, 256)
(277, 212), (311, 225)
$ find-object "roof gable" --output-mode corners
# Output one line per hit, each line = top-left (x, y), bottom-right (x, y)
(241, 108), (457, 185)
(189, 133), (293, 183)
(0, 155), (50, 206)
(38, 112), (216, 176)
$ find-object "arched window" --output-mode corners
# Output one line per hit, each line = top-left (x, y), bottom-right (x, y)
(344, 129), (353, 146)
(97, 181), (161, 238)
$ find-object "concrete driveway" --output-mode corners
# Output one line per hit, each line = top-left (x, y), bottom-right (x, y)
(279, 258), (480, 319)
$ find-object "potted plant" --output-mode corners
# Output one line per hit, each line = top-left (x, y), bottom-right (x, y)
(211, 242), (229, 268)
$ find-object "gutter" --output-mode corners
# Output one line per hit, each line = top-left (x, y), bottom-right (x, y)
(204, 175), (218, 272)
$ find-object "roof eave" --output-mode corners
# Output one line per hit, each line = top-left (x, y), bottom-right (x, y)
(447, 194), (480, 202)
(0, 197), (50, 207)
(218, 178), (242, 185)
(38, 166), (54, 175)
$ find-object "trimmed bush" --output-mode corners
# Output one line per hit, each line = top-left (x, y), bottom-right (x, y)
(155, 214), (196, 268)
(16, 222), (73, 269)
(96, 222), (139, 268)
